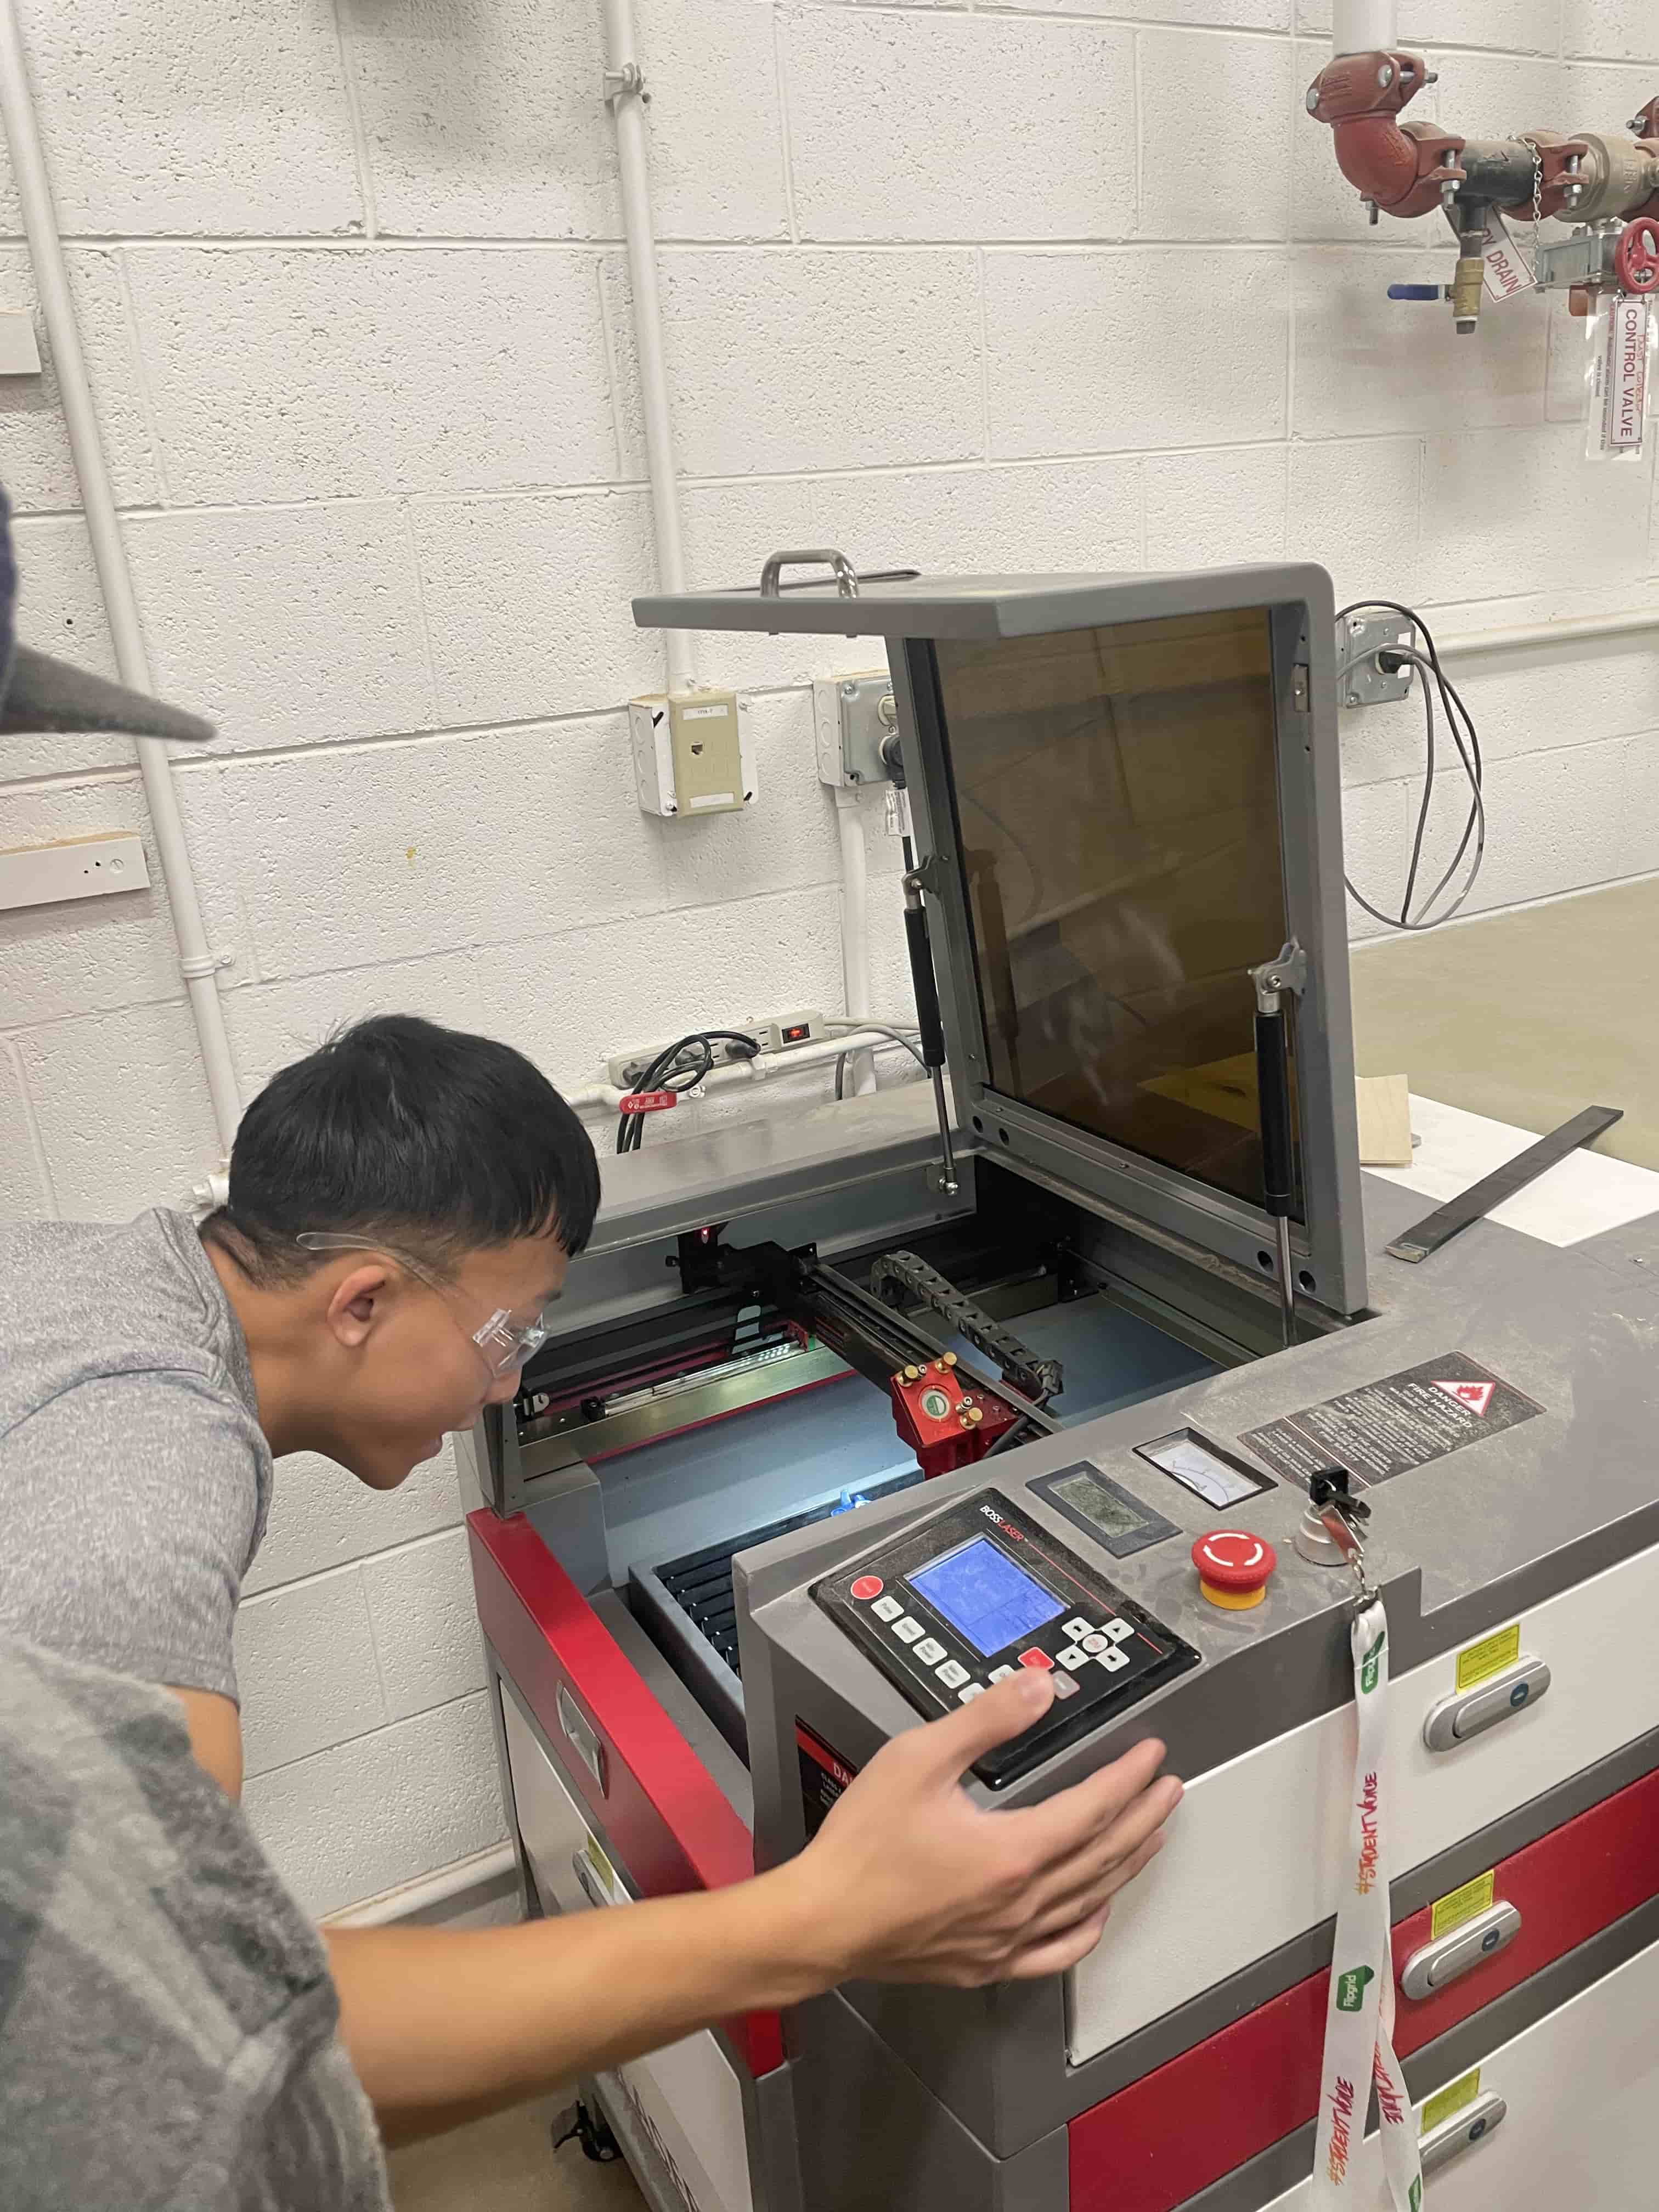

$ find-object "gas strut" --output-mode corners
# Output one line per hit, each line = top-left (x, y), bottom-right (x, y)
(1250, 941), (1308, 1348)
(901, 863), (960, 1197)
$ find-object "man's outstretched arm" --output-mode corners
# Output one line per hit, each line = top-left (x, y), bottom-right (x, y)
(326, 1669), (1182, 2147)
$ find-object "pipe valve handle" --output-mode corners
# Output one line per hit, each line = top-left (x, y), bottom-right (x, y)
(1616, 216), (1659, 294)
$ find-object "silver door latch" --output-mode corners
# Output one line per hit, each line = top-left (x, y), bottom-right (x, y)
(1423, 1658), (1551, 1752)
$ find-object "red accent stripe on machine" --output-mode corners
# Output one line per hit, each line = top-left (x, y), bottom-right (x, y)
(1068, 1758), (1659, 2212)
(467, 1508), (784, 2078)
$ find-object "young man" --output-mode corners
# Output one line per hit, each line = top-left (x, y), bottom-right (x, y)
(1, 494), (1183, 2195)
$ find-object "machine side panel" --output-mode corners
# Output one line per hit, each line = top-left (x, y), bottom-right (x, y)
(1068, 1757), (1659, 2212)
(1067, 1531), (1659, 2064)
(1254, 1927), (1659, 2210)
(832, 1721), (1659, 2152)
(467, 1509), (783, 2077)
(793, 1991), (1068, 2212)
(1175, 1901), (1659, 2212)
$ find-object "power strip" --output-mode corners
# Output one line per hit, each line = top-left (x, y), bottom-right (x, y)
(606, 1009), (830, 1093)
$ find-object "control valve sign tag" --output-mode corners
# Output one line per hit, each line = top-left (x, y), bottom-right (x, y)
(1310, 1598), (1423, 2212)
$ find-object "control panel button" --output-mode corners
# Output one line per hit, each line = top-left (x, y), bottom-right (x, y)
(914, 1637), (946, 1666)
(936, 1658), (969, 1690)
(1057, 1646), (1088, 1671)
(850, 1575), (884, 1602)
(1063, 1617), (1093, 1642)
(1103, 1618), (1135, 1644)
(1095, 1645), (1130, 1672)
(958, 1683), (985, 1702)
(893, 1617), (924, 1644)
(988, 1665), (1015, 1683)
(1018, 1649), (1056, 1671)
(1080, 1632), (1108, 1654)
(1193, 1529), (1277, 1610)
(871, 1594), (902, 1623)
(1052, 1674), (1079, 1700)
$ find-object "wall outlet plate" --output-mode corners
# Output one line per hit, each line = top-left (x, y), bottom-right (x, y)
(1337, 613), (1416, 709)
(0, 830), (150, 913)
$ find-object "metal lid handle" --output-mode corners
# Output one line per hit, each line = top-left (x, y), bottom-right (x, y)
(759, 548), (860, 599)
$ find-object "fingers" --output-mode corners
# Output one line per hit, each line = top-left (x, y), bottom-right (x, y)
(1009, 1736), (1173, 1860)
(1019, 1772), (1183, 1920)
(1022, 1829), (1167, 1941)
(911, 1668), (1056, 1784)
(1003, 1906), (1115, 1982)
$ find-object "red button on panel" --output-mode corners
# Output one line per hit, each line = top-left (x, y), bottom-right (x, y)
(850, 1576), (884, 1602)
(1192, 1529), (1277, 1611)
(1019, 1649), (1056, 1670)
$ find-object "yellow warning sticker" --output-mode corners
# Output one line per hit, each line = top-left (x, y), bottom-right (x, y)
(1421, 2068), (1481, 2137)
(1457, 1623), (1521, 1691)
(1430, 1869), (1496, 1940)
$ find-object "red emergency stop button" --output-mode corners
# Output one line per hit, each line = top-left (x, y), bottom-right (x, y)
(850, 1575), (884, 1602)
(1193, 1530), (1277, 1611)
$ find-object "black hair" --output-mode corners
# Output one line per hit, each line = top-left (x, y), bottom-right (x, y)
(202, 1014), (600, 1285)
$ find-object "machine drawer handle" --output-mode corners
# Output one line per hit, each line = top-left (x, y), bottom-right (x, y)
(1400, 1901), (1521, 2000)
(557, 1683), (610, 1796)
(1419, 2091), (1506, 2174)
(1423, 1657), (1550, 1752)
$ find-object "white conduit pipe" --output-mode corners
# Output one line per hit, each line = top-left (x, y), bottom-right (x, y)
(1436, 608), (1659, 660)
(602, 0), (694, 696)
(833, 789), (876, 1096)
(1331, 0), (1396, 54)
(0, 2), (241, 1154)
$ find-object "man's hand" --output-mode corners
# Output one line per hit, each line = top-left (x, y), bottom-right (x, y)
(326, 1669), (1180, 2143)
(782, 1669), (1181, 1987)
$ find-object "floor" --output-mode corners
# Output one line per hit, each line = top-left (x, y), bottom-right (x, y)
(389, 878), (1659, 2212)
(1349, 877), (1659, 1170)
(388, 2095), (646, 2212)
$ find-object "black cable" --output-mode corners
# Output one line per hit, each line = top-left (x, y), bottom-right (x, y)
(1337, 602), (1485, 932)
(615, 1029), (759, 1153)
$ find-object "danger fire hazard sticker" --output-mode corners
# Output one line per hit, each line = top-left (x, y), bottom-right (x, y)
(1239, 1354), (1542, 1491)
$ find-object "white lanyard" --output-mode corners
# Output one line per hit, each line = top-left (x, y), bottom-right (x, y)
(1311, 1597), (1423, 2212)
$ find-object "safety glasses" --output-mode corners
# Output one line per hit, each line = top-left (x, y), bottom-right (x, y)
(296, 1232), (552, 1378)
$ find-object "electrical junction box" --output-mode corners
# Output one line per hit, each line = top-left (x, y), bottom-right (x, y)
(629, 689), (754, 817)
(0, 312), (41, 376)
(813, 671), (896, 789)
(0, 830), (150, 913)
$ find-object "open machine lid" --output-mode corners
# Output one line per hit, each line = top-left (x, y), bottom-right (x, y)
(635, 555), (1367, 1319)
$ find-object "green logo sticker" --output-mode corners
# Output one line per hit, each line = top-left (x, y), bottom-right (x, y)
(1359, 1632), (1385, 1694)
(1335, 1965), (1375, 2012)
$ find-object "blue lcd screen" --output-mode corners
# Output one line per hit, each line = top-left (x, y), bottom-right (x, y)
(909, 1537), (1064, 1658)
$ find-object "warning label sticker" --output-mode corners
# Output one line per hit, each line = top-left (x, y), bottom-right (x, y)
(797, 1720), (860, 1842)
(1238, 1353), (1543, 1491)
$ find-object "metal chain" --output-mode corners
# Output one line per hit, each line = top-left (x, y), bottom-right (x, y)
(1520, 136), (1543, 278)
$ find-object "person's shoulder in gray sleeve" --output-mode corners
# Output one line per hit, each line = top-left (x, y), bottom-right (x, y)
(0, 1633), (390, 2212)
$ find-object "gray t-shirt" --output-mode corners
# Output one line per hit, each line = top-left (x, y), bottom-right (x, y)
(0, 1207), (271, 1701)
(0, 1632), (391, 2211)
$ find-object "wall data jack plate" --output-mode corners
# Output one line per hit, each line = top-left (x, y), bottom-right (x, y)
(813, 671), (895, 789)
(630, 690), (755, 817)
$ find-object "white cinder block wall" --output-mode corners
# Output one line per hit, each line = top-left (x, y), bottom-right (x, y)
(4, 0), (1659, 1915)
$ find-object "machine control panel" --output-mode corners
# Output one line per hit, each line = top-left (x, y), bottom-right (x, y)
(814, 1489), (1200, 1787)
